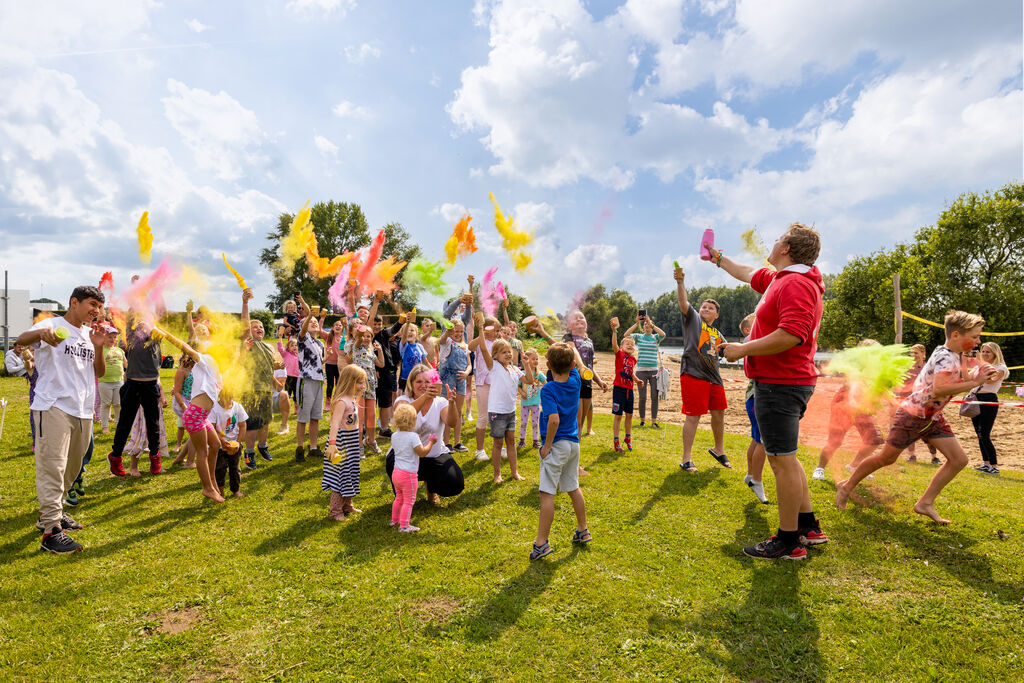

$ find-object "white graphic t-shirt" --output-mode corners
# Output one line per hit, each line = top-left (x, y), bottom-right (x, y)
(29, 317), (96, 419)
(900, 345), (961, 419)
(210, 401), (249, 440)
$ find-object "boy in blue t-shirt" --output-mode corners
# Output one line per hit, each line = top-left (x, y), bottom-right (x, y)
(531, 339), (592, 560)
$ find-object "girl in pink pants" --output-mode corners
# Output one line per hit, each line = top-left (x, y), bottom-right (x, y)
(389, 404), (436, 532)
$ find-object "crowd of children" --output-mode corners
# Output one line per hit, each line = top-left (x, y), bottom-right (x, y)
(9, 227), (1017, 560)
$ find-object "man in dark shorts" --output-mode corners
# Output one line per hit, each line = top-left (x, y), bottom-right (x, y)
(240, 287), (278, 469)
(373, 313), (403, 438)
(716, 223), (827, 560)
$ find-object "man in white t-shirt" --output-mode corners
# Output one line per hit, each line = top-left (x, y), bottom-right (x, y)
(17, 285), (112, 554)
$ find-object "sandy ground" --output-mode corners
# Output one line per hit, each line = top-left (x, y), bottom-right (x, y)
(582, 352), (1023, 473)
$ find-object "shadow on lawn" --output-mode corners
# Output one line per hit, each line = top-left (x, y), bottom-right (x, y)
(632, 468), (721, 523)
(652, 502), (826, 682)
(452, 546), (581, 642)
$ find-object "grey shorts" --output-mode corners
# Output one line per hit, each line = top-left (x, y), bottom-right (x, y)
(488, 411), (516, 438)
(296, 378), (324, 423)
(539, 440), (580, 494)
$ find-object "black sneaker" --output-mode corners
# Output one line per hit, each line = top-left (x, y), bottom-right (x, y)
(930, 456), (941, 464)
(36, 512), (83, 532)
(308, 447), (323, 461)
(453, 442), (468, 452)
(742, 536), (807, 560)
(294, 446), (306, 462)
(41, 527), (83, 554)
(65, 488), (79, 507)
(378, 428), (393, 439)
(639, 420), (645, 427)
(257, 444), (274, 461)
(244, 451), (258, 470)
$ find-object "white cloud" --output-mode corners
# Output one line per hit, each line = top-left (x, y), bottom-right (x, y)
(434, 203), (469, 223)
(286, 0), (357, 19)
(448, 0), (783, 189)
(162, 79), (268, 180)
(344, 42), (380, 63)
(331, 100), (372, 119)
(313, 134), (339, 157)
(511, 201), (555, 231)
(564, 243), (620, 272)
(185, 18), (211, 33)
(0, 0), (153, 55)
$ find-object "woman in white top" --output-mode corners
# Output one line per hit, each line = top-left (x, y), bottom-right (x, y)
(384, 364), (465, 503)
(972, 342), (1008, 474)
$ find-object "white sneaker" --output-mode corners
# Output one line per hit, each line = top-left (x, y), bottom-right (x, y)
(744, 474), (769, 504)
(475, 449), (489, 461)
(501, 447), (508, 460)
(845, 463), (872, 480)
(276, 426), (289, 435)
(812, 467), (825, 481)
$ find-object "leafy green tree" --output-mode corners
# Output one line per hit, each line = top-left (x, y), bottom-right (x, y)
(259, 202), (421, 315)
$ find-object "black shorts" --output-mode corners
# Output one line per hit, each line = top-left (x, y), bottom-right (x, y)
(243, 392), (273, 431)
(376, 369), (396, 408)
(752, 380), (815, 456)
(285, 376), (298, 401)
(611, 385), (633, 415)
(580, 379), (593, 400)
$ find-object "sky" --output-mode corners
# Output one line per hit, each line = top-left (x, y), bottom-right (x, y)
(1, 0), (1021, 315)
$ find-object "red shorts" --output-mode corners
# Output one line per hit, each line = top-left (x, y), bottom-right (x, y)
(886, 409), (954, 450)
(680, 374), (727, 416)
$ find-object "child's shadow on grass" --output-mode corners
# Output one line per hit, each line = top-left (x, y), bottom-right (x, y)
(451, 546), (581, 642)
(650, 502), (826, 682)
(632, 468), (721, 523)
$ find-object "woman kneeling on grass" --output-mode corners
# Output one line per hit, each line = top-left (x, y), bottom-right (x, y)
(385, 364), (464, 504)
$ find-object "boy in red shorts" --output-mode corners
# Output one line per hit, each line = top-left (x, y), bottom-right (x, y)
(673, 266), (729, 472)
(836, 311), (998, 524)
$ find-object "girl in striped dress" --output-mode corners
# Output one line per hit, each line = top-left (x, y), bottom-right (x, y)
(324, 364), (367, 521)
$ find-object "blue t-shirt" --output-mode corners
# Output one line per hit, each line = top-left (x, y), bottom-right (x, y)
(399, 341), (427, 380)
(540, 368), (581, 444)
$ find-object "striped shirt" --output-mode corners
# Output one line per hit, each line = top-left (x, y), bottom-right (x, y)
(631, 333), (664, 370)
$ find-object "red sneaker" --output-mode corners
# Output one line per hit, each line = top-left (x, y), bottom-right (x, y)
(613, 439), (623, 453)
(799, 524), (829, 546)
(149, 454), (163, 475)
(107, 451), (126, 477)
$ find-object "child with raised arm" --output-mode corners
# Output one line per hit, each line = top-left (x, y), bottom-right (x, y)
(324, 364), (368, 520)
(472, 311), (528, 483)
(398, 315), (428, 392)
(523, 324), (592, 560)
(346, 324), (385, 453)
(210, 391), (248, 498)
(295, 296), (326, 463)
(155, 328), (224, 503)
(610, 317), (643, 452)
(419, 318), (438, 368)
(389, 403), (437, 532)
(624, 315), (666, 428)
(277, 336), (299, 406)
(836, 311), (999, 525)
(502, 300), (524, 367)
(518, 348), (546, 449)
(438, 318), (472, 452)
(470, 312), (502, 461)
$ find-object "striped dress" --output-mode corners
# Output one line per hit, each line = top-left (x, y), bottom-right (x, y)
(322, 396), (361, 496)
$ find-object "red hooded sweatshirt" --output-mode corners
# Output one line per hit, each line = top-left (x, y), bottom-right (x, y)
(745, 265), (825, 385)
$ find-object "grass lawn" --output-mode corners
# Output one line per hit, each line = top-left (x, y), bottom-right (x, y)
(1, 372), (1022, 682)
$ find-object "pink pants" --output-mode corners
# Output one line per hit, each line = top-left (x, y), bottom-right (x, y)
(520, 404), (540, 442)
(391, 468), (419, 528)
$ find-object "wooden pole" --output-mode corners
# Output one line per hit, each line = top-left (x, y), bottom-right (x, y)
(893, 272), (903, 344)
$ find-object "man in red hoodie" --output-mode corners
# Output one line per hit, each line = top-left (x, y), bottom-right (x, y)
(712, 223), (826, 560)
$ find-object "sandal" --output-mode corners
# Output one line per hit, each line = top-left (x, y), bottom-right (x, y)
(530, 541), (554, 560)
(572, 528), (593, 545)
(680, 461), (698, 472)
(708, 448), (732, 469)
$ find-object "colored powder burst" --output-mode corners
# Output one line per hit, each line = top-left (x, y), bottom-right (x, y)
(480, 266), (502, 316)
(98, 272), (114, 294)
(120, 260), (179, 328)
(741, 227), (768, 261)
(444, 215), (478, 266)
(488, 192), (534, 272)
(278, 201), (313, 272)
(824, 344), (914, 411)
(222, 253), (248, 290)
(360, 256), (406, 297)
(177, 265), (210, 301)
(328, 261), (354, 316)
(496, 282), (507, 301)
(33, 311), (54, 324)
(354, 229), (388, 287)
(137, 211), (153, 264)
(404, 259), (449, 297)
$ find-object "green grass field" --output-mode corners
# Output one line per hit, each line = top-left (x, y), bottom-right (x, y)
(1, 372), (1022, 682)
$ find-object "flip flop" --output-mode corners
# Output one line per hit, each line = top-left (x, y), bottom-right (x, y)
(708, 449), (732, 469)
(679, 461), (698, 472)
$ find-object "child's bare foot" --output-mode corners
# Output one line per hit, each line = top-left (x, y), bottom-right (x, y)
(913, 501), (951, 524)
(101, 428), (110, 434)
(579, 466), (590, 477)
(184, 462), (197, 469)
(493, 475), (504, 484)
(329, 512), (347, 521)
(201, 488), (225, 503)
(511, 472), (525, 481)
(427, 492), (440, 505)
(171, 456), (185, 466)
(835, 481), (851, 510)
(586, 430), (597, 437)
(343, 506), (362, 514)
(129, 467), (141, 477)
(233, 491), (245, 498)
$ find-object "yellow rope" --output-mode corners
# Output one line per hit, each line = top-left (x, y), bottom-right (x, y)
(901, 311), (1024, 337)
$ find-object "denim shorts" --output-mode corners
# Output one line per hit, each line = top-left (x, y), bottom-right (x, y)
(752, 381), (814, 456)
(488, 411), (516, 438)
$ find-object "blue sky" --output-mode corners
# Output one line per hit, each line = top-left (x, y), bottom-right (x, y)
(1, 0), (1021, 314)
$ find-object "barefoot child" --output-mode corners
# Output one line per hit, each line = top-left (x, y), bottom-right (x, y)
(324, 365), (367, 520)
(346, 325), (385, 454)
(156, 328), (224, 503)
(438, 319), (472, 452)
(610, 317), (643, 452)
(472, 312), (528, 483)
(295, 296), (326, 462)
(171, 353), (197, 467)
(517, 348), (545, 449)
(210, 391), (248, 498)
(389, 403), (437, 532)
(531, 341), (592, 560)
(836, 311), (999, 524)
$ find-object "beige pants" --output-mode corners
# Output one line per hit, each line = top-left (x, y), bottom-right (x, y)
(474, 384), (490, 429)
(33, 408), (91, 530)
